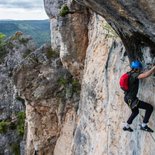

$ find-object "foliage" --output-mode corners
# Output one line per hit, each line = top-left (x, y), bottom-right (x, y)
(0, 33), (5, 48)
(46, 48), (59, 59)
(57, 76), (81, 98)
(58, 77), (68, 86)
(59, 4), (70, 17)
(11, 143), (20, 155)
(0, 33), (7, 63)
(0, 33), (6, 41)
(102, 22), (118, 38)
(16, 112), (26, 137)
(7, 41), (14, 49)
(0, 120), (9, 134)
(0, 111), (26, 136)
(71, 79), (81, 93)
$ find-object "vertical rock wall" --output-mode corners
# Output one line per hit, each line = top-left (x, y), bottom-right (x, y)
(73, 14), (155, 155)
(14, 44), (80, 154)
(44, 0), (155, 155)
(44, 0), (89, 79)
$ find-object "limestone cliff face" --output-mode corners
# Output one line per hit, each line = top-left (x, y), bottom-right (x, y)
(76, 0), (155, 61)
(44, 0), (89, 79)
(43, 0), (155, 155)
(73, 15), (155, 155)
(14, 44), (80, 154)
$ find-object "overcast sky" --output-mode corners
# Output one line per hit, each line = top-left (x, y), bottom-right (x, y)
(0, 0), (48, 20)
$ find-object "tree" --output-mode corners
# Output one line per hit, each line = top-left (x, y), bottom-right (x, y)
(0, 33), (6, 46)
(0, 33), (6, 63)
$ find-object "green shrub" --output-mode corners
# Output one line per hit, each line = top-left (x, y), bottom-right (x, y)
(11, 143), (20, 155)
(57, 76), (81, 98)
(0, 33), (7, 63)
(0, 120), (9, 134)
(0, 111), (26, 136)
(46, 48), (59, 59)
(0, 33), (6, 41)
(72, 79), (81, 93)
(59, 4), (70, 17)
(16, 112), (26, 137)
(6, 41), (14, 49)
(58, 77), (68, 86)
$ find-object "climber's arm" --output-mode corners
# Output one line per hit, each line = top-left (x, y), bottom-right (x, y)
(138, 66), (155, 79)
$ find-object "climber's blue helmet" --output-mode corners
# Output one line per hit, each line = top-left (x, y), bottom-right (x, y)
(131, 60), (143, 69)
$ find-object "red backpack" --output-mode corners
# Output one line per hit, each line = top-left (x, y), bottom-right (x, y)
(119, 72), (131, 91)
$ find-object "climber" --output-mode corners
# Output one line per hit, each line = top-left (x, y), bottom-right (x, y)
(122, 60), (155, 132)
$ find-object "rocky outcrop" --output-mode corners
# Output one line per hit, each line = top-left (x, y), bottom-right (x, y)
(44, 0), (155, 155)
(76, 0), (155, 62)
(0, 31), (80, 154)
(44, 0), (89, 79)
(13, 44), (80, 154)
(0, 32), (35, 154)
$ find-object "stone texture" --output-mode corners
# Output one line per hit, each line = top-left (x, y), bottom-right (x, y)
(14, 44), (80, 155)
(44, 0), (89, 79)
(74, 14), (154, 155)
(54, 108), (76, 155)
(72, 14), (131, 155)
(76, 0), (155, 61)
(44, 0), (155, 154)
(1, 0), (155, 155)
(0, 32), (36, 155)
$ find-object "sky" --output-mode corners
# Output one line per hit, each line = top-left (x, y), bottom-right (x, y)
(0, 0), (48, 20)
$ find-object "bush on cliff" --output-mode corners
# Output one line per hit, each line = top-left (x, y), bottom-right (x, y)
(0, 33), (7, 63)
(16, 112), (26, 137)
(0, 120), (9, 134)
(59, 4), (75, 17)
(59, 4), (70, 17)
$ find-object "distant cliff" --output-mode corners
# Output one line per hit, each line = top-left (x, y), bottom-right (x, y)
(0, 32), (36, 154)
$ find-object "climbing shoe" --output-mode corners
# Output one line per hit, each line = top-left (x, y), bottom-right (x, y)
(139, 125), (154, 132)
(123, 126), (133, 132)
